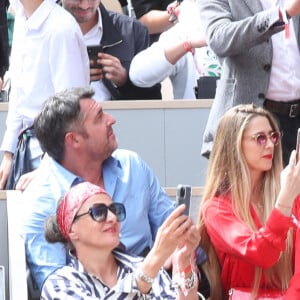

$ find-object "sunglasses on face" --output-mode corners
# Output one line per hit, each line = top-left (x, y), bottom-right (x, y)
(250, 131), (281, 146)
(73, 202), (126, 223)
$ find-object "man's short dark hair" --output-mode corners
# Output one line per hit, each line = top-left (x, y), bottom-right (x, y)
(34, 86), (95, 162)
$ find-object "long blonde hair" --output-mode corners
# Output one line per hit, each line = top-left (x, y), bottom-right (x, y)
(198, 104), (293, 299)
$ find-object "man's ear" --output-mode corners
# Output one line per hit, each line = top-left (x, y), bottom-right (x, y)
(65, 131), (80, 148)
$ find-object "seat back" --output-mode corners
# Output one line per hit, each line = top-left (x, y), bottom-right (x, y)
(6, 190), (28, 300)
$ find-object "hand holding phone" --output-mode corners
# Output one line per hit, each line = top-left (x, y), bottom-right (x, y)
(175, 184), (192, 216)
(87, 45), (103, 68)
(296, 128), (300, 163)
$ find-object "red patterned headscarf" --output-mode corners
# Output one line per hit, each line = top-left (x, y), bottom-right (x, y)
(57, 182), (108, 241)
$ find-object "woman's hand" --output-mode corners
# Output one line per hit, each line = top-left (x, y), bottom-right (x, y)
(151, 205), (193, 263)
(276, 150), (300, 215)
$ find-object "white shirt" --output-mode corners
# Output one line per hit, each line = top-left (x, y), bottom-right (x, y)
(1, 0), (89, 156)
(83, 8), (112, 101)
(261, 0), (300, 101)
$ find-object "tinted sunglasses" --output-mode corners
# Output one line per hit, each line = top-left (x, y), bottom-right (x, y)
(74, 203), (126, 223)
(250, 131), (281, 146)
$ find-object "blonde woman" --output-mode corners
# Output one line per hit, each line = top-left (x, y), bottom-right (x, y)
(198, 104), (300, 299)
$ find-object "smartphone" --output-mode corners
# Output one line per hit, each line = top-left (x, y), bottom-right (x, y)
(87, 45), (103, 68)
(176, 184), (192, 216)
(296, 128), (300, 163)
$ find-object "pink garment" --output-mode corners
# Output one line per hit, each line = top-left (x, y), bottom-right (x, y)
(202, 193), (295, 297)
(57, 182), (107, 241)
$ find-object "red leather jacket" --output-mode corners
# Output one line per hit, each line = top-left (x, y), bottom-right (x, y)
(202, 194), (298, 297)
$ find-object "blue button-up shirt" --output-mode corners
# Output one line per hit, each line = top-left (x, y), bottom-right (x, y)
(21, 149), (175, 290)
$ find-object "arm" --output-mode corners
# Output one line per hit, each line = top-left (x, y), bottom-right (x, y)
(139, 10), (174, 34)
(203, 198), (292, 268)
(131, 0), (175, 34)
(130, 27), (206, 88)
(199, 0), (285, 57)
(274, 150), (300, 216)
(0, 151), (13, 189)
(136, 205), (199, 299)
(129, 38), (177, 87)
(164, 35), (206, 65)
(285, 0), (300, 17)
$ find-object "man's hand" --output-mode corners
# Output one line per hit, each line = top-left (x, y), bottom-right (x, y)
(0, 152), (13, 189)
(89, 53), (127, 87)
(16, 169), (38, 191)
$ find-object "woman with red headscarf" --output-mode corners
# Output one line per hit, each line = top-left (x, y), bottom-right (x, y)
(41, 181), (201, 299)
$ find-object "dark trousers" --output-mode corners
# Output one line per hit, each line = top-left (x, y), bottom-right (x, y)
(0, 1), (9, 78)
(272, 112), (300, 166)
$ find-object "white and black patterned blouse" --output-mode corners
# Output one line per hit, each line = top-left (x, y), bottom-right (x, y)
(41, 250), (177, 299)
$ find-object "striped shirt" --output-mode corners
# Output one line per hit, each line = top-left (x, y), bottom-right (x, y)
(41, 250), (177, 299)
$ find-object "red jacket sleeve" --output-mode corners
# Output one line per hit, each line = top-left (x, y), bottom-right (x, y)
(203, 196), (292, 268)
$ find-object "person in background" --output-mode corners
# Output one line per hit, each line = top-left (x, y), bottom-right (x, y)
(61, 0), (161, 101)
(41, 181), (200, 299)
(0, 0), (89, 189)
(199, 0), (300, 164)
(198, 104), (300, 299)
(131, 0), (179, 44)
(129, 0), (206, 99)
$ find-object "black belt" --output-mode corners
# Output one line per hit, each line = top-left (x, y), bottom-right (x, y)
(264, 99), (300, 118)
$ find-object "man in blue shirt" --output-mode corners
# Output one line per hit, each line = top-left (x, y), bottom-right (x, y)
(21, 86), (175, 291)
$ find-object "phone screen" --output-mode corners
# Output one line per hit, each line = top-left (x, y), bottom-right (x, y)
(87, 45), (103, 68)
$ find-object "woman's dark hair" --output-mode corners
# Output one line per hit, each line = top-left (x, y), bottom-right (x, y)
(44, 215), (66, 244)
(34, 86), (94, 162)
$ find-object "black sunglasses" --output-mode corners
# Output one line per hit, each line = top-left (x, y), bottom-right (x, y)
(250, 131), (281, 146)
(73, 203), (126, 223)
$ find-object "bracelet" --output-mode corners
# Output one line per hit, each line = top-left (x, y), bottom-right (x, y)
(174, 268), (198, 296)
(184, 270), (197, 290)
(182, 269), (198, 295)
(136, 269), (155, 285)
(183, 41), (195, 54)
